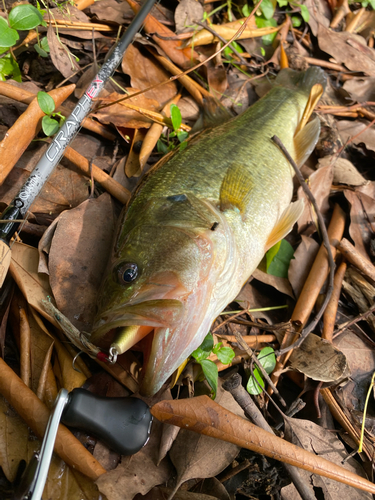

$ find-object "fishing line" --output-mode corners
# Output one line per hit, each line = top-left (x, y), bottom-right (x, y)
(0, 0), (160, 271)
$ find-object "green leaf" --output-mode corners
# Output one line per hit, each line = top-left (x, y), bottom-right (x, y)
(266, 240), (281, 270)
(300, 4), (310, 22)
(157, 139), (169, 154)
(260, 0), (276, 19)
(260, 47), (266, 56)
(170, 103), (182, 132)
(266, 239), (294, 278)
(0, 17), (19, 48)
(291, 15), (302, 27)
(212, 342), (223, 355)
(200, 359), (218, 398)
(35, 44), (48, 57)
(277, 0), (288, 6)
(179, 141), (188, 151)
(216, 346), (235, 365)
(247, 366), (264, 395)
(37, 91), (55, 115)
(177, 131), (189, 143)
(257, 346), (276, 374)
(242, 3), (251, 16)
(369, 0), (375, 9)
(9, 4), (43, 30)
(191, 333), (214, 362)
(42, 115), (59, 136)
(0, 54), (21, 82)
(255, 16), (277, 45)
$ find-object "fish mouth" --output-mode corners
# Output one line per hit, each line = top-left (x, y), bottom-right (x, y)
(90, 299), (184, 348)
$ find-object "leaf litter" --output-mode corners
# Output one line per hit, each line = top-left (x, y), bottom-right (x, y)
(2, 0), (375, 498)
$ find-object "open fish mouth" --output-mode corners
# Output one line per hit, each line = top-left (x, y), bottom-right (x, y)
(90, 299), (184, 348)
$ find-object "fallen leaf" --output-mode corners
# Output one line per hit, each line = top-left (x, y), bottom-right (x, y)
(96, 419), (173, 500)
(9, 242), (59, 328)
(288, 235), (320, 299)
(125, 128), (147, 177)
(252, 268), (294, 298)
(343, 77), (375, 102)
(318, 25), (375, 76)
(318, 156), (367, 186)
(283, 417), (372, 500)
(337, 120), (375, 152)
(136, 487), (219, 499)
(122, 44), (177, 106)
(88, 0), (133, 24)
(157, 422), (180, 465)
(175, 0), (204, 33)
(168, 382), (242, 494)
(39, 193), (116, 333)
(304, 0), (331, 36)
(344, 189), (375, 259)
(289, 333), (349, 383)
(93, 90), (160, 129)
(47, 25), (80, 80)
(297, 164), (333, 236)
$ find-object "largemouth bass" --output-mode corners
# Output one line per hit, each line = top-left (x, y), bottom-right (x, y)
(91, 68), (326, 396)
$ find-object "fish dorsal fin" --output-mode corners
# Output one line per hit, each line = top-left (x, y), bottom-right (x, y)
(220, 164), (254, 214)
(294, 116), (321, 168)
(295, 83), (324, 135)
(265, 199), (304, 251)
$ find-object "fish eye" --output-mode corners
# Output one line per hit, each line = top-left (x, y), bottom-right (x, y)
(115, 263), (139, 285)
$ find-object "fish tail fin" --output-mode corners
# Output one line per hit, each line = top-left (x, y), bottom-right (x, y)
(275, 67), (327, 95)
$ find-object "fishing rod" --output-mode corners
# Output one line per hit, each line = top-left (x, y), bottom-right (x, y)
(0, 0), (158, 286)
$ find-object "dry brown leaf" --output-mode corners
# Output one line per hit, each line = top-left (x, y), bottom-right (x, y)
(252, 268), (294, 298)
(337, 119), (375, 152)
(125, 0), (198, 69)
(122, 44), (177, 106)
(96, 419), (173, 500)
(289, 333), (349, 382)
(288, 235), (320, 299)
(9, 242), (59, 328)
(284, 417), (372, 500)
(39, 194), (115, 333)
(88, 0), (133, 23)
(125, 128), (147, 177)
(207, 62), (228, 100)
(93, 90), (160, 129)
(28, 308), (54, 394)
(343, 77), (375, 102)
(48, 5), (103, 39)
(297, 164), (333, 236)
(137, 487), (219, 499)
(318, 156), (367, 186)
(157, 422), (180, 465)
(169, 382), (243, 494)
(304, 0), (331, 35)
(151, 396), (375, 495)
(318, 25), (375, 76)
(175, 0), (204, 33)
(47, 25), (80, 79)
(344, 189), (375, 259)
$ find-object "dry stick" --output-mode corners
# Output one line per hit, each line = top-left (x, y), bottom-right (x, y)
(63, 146), (131, 205)
(0, 357), (106, 480)
(95, 0), (264, 112)
(322, 260), (347, 342)
(194, 20), (251, 67)
(338, 238), (375, 283)
(223, 374), (317, 500)
(272, 136), (336, 356)
(0, 81), (116, 141)
(332, 303), (375, 338)
(230, 326), (286, 407)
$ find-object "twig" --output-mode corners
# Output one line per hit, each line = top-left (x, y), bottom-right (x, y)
(223, 374), (317, 500)
(271, 136), (336, 355)
(332, 303), (375, 338)
(322, 260), (347, 342)
(338, 238), (375, 283)
(194, 20), (252, 68)
(230, 326), (286, 407)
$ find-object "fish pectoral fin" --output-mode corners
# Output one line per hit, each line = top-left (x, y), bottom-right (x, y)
(295, 83), (324, 136)
(220, 164), (254, 214)
(265, 199), (304, 251)
(293, 116), (321, 168)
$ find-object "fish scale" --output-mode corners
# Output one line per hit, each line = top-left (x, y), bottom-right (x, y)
(91, 67), (327, 396)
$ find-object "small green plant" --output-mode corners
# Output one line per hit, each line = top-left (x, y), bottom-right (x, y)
(0, 3), (49, 80)
(37, 91), (65, 136)
(266, 238), (294, 278)
(247, 346), (276, 395)
(191, 333), (235, 398)
(157, 103), (189, 154)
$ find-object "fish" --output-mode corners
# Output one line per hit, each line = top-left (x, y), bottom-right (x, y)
(91, 67), (327, 396)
